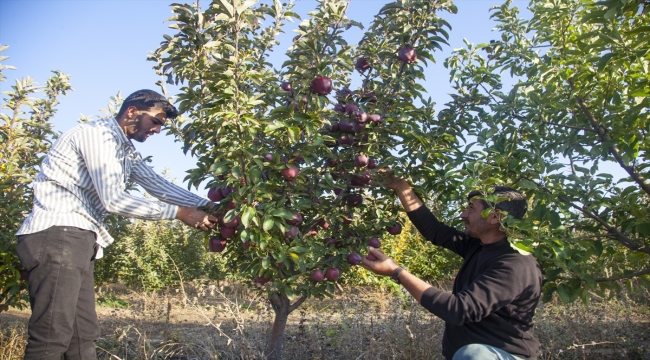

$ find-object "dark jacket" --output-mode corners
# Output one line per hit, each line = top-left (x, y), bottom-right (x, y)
(408, 206), (542, 359)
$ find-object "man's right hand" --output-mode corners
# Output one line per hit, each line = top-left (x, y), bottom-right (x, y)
(176, 206), (218, 231)
(372, 168), (423, 212)
(373, 168), (408, 190)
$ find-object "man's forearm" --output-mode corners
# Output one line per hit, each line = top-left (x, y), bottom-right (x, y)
(395, 268), (434, 303)
(391, 180), (424, 212)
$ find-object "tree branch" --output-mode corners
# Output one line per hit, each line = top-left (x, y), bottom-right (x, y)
(518, 174), (649, 255)
(288, 295), (307, 313)
(575, 95), (650, 197)
(595, 268), (650, 282)
(511, 113), (596, 133)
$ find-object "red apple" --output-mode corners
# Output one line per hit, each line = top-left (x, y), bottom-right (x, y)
(292, 155), (305, 164)
(354, 111), (368, 123)
(287, 212), (303, 226)
(337, 87), (353, 99)
(387, 223), (402, 235)
(209, 237), (227, 252)
(341, 213), (353, 225)
(208, 187), (224, 202)
(324, 237), (338, 247)
(337, 135), (355, 146)
(331, 168), (345, 180)
(344, 103), (359, 114)
(226, 201), (236, 210)
(243, 240), (252, 250)
(220, 226), (236, 239)
(263, 153), (274, 162)
(352, 121), (366, 134)
(333, 104), (345, 113)
(369, 114), (383, 125)
(220, 185), (236, 198)
(307, 227), (319, 236)
(347, 253), (362, 266)
(284, 226), (299, 238)
(334, 188), (343, 196)
(354, 154), (369, 167)
(311, 269), (325, 282)
(281, 166), (299, 181)
(280, 82), (292, 92)
(310, 76), (333, 95)
(347, 194), (363, 207)
(256, 275), (271, 285)
(318, 218), (330, 229)
(368, 237), (381, 248)
(359, 133), (369, 143)
(361, 91), (377, 103)
(325, 267), (340, 281)
(398, 46), (417, 63)
(367, 158), (378, 169)
(223, 215), (240, 228)
(338, 119), (355, 133)
(355, 57), (370, 72)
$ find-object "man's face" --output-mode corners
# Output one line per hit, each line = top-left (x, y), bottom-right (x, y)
(125, 108), (167, 143)
(459, 198), (490, 238)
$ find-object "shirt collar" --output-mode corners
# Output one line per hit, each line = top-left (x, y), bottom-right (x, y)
(107, 117), (134, 148)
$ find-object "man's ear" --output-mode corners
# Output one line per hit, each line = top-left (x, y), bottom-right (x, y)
(125, 106), (139, 120)
(488, 211), (502, 225)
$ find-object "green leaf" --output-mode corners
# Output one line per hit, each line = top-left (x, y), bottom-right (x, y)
(218, 0), (235, 17)
(269, 209), (295, 219)
(236, 0), (256, 14)
(241, 206), (256, 228)
(517, 179), (537, 190)
(262, 216), (275, 232)
(288, 126), (300, 143)
(556, 283), (571, 303)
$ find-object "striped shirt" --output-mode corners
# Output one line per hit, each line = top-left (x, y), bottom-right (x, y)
(16, 117), (208, 258)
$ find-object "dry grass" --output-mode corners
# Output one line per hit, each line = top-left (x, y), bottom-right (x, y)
(1, 282), (648, 360)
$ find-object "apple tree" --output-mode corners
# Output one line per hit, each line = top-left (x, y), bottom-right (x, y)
(440, 0), (650, 304)
(0, 45), (72, 312)
(149, 0), (458, 357)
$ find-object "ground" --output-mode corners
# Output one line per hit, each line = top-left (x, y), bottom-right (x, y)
(1, 282), (649, 359)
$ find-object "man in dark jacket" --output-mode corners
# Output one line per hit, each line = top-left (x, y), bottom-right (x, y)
(362, 174), (542, 360)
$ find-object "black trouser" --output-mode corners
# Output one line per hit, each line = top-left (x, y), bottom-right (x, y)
(16, 226), (100, 360)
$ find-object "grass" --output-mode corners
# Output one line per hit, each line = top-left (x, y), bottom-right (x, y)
(1, 282), (649, 359)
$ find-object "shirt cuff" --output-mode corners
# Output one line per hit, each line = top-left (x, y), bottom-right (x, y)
(160, 204), (179, 220)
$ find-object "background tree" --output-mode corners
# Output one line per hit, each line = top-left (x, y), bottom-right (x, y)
(0, 45), (72, 312)
(440, 0), (650, 304)
(149, 0), (458, 357)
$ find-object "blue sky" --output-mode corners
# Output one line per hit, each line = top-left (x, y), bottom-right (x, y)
(1, 0), (536, 196)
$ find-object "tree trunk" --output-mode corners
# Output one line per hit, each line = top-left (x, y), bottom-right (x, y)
(266, 292), (307, 360)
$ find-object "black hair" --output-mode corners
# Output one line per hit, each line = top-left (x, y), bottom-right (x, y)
(116, 89), (178, 119)
(467, 186), (527, 220)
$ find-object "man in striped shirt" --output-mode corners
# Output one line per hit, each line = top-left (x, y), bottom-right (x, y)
(15, 89), (218, 360)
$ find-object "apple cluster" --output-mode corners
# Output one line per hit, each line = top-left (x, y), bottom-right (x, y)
(204, 46), (417, 286)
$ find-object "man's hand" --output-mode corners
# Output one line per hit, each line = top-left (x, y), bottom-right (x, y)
(372, 168), (407, 190)
(176, 206), (218, 231)
(361, 247), (400, 276)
